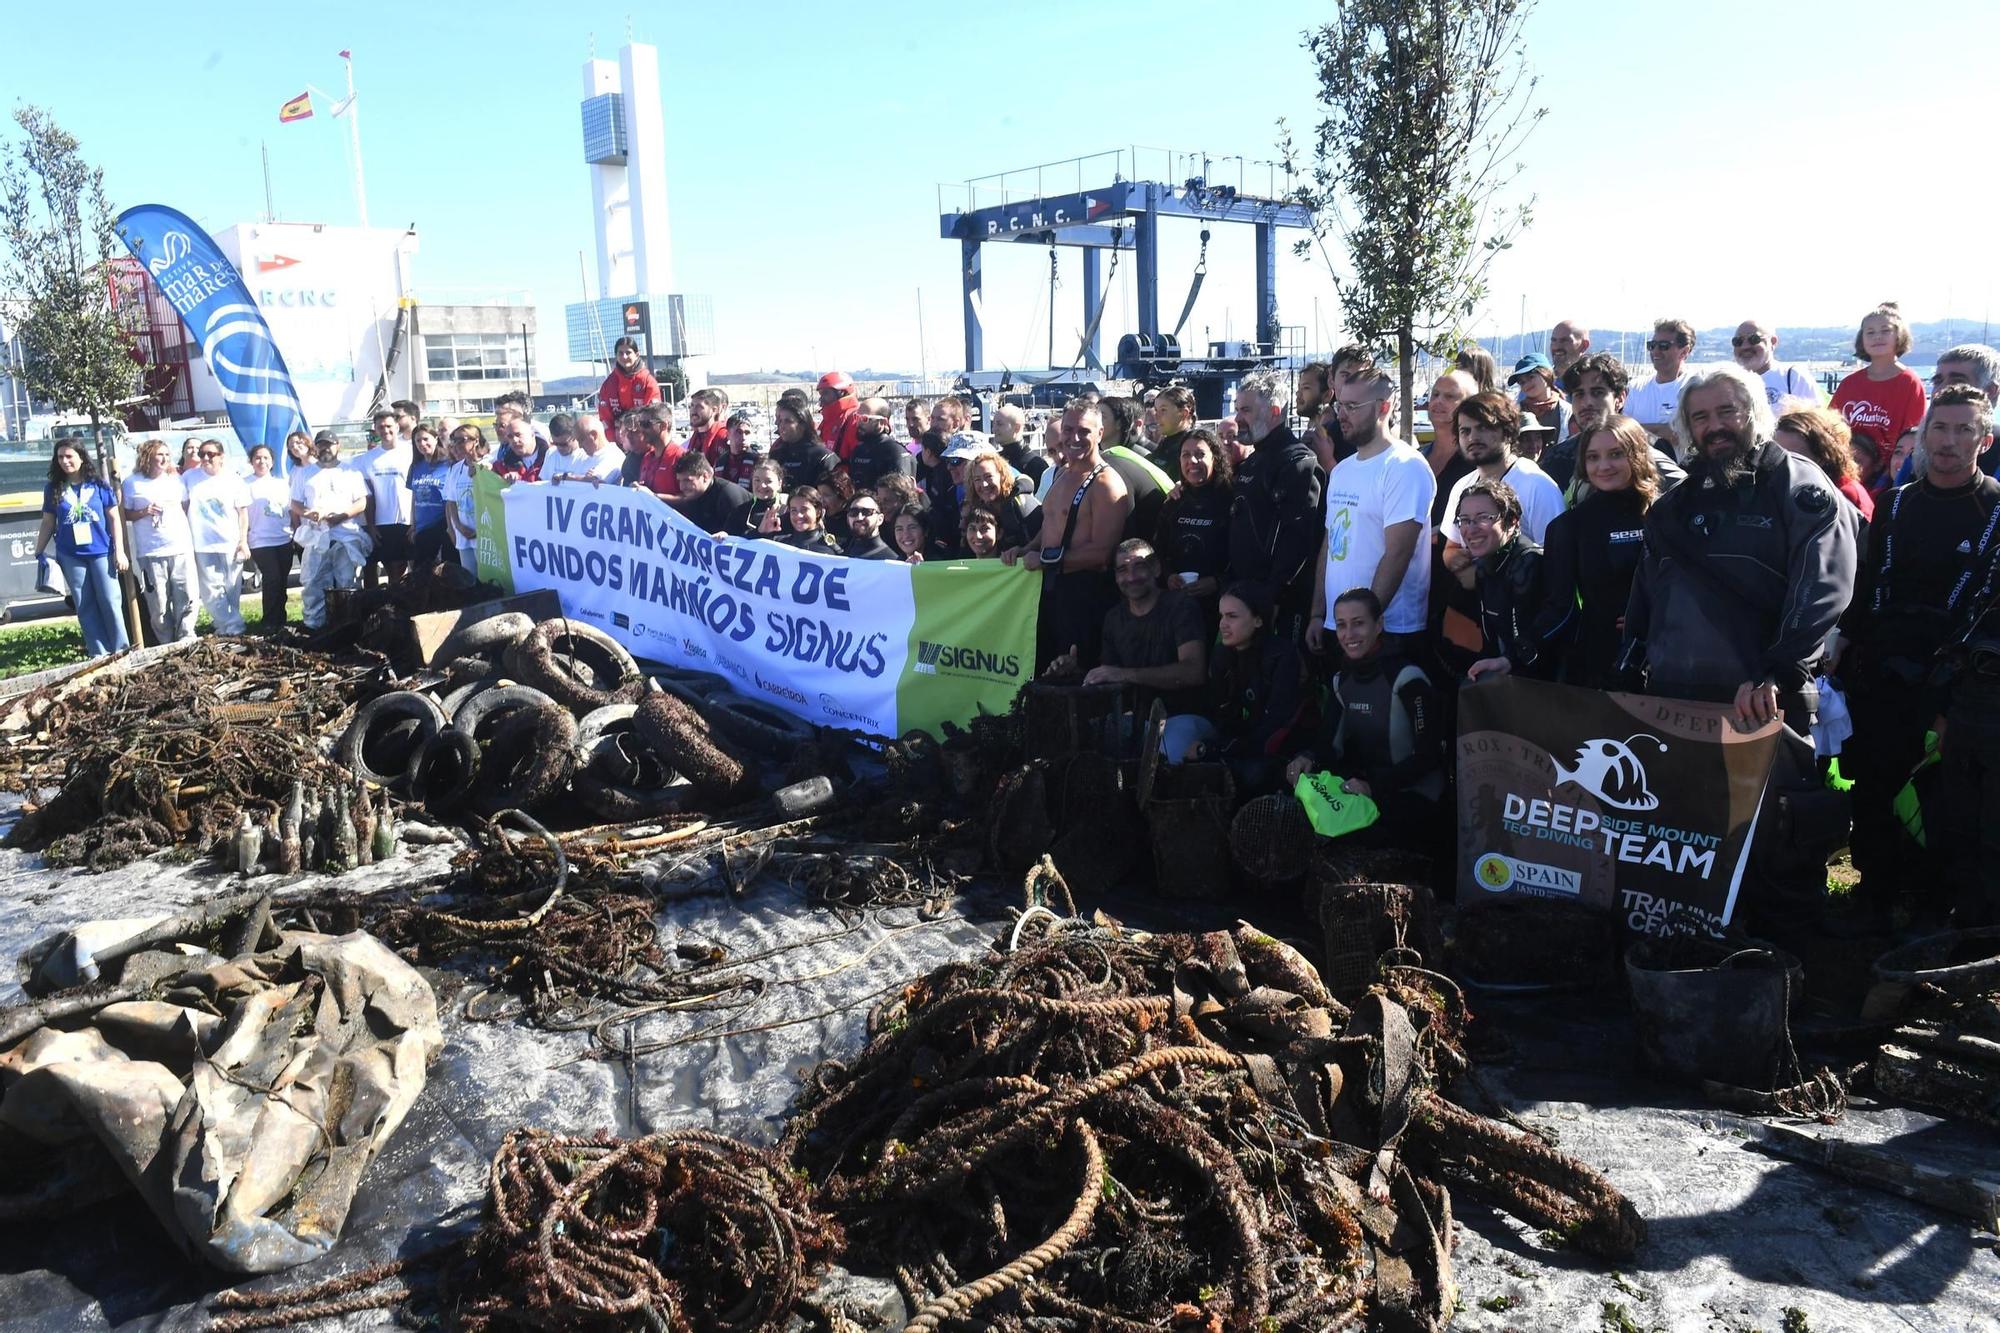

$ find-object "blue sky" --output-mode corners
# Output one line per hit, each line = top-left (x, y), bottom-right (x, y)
(5, 1), (1993, 377)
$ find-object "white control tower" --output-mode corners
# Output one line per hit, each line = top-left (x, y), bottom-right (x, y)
(566, 39), (711, 368)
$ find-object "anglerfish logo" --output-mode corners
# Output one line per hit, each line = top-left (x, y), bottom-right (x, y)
(1553, 733), (1667, 811)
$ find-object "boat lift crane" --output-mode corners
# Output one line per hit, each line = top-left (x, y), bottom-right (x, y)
(939, 148), (1316, 412)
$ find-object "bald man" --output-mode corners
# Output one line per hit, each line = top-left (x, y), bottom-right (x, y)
(1549, 320), (1591, 379)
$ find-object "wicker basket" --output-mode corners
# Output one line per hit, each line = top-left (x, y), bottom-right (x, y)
(1144, 762), (1236, 900)
(1454, 898), (1616, 990)
(1048, 751), (1144, 892)
(1022, 681), (1131, 764)
(1309, 863), (1447, 1000)
(1229, 793), (1317, 883)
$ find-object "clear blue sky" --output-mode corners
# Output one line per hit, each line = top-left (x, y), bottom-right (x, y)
(5, 1), (1992, 378)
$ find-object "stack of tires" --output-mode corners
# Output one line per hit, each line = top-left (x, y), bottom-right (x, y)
(337, 614), (815, 825)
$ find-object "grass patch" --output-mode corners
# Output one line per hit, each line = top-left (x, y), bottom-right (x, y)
(0, 589), (299, 680)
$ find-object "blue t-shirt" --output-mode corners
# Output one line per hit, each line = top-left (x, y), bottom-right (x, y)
(42, 478), (115, 558)
(409, 457), (451, 529)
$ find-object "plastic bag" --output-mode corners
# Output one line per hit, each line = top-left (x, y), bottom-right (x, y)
(1294, 770), (1380, 839)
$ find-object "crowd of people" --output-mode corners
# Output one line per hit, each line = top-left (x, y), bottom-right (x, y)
(33, 311), (2000, 941)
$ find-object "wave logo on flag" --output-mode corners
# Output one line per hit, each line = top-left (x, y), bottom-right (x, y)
(278, 91), (313, 123)
(113, 204), (307, 470)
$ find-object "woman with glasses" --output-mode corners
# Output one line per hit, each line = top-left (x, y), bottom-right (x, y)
(244, 444), (297, 630)
(963, 449), (1040, 553)
(1456, 477), (1552, 682)
(35, 440), (130, 657)
(184, 441), (251, 635)
(1533, 417), (1661, 687)
(1830, 303), (1928, 481)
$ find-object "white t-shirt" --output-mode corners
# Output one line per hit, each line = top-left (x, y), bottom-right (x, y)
(246, 474), (294, 549)
(576, 445), (626, 481)
(1624, 372), (1691, 428)
(303, 463), (370, 552)
(1441, 456), (1567, 547)
(185, 470), (251, 554)
(444, 462), (480, 551)
(1759, 364), (1820, 413)
(541, 447), (593, 480)
(123, 471), (195, 558)
(288, 461), (323, 509)
(358, 443), (414, 524)
(1321, 439), (1435, 634)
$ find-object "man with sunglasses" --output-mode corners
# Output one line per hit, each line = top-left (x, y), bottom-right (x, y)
(1732, 320), (1819, 414)
(841, 493), (898, 560)
(1624, 318), (1699, 444)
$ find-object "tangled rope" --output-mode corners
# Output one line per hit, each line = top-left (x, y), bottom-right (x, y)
(211, 1128), (837, 1333)
(3, 639), (379, 867)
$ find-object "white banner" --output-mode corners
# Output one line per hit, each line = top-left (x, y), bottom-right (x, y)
(489, 475), (917, 736)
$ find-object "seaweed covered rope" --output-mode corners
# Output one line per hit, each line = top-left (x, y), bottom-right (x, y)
(210, 1128), (835, 1333)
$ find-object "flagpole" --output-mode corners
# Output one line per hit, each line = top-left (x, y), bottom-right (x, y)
(341, 50), (369, 226)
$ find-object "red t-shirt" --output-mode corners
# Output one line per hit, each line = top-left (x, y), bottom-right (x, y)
(597, 366), (661, 428)
(638, 442), (685, 496)
(1830, 367), (1927, 468)
(687, 424), (730, 467)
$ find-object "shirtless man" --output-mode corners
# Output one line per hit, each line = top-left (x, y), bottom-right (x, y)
(1003, 398), (1132, 671)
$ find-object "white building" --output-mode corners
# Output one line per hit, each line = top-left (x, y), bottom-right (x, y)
(563, 39), (713, 372)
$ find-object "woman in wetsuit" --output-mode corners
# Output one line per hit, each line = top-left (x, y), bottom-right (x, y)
(1195, 580), (1309, 792)
(1284, 587), (1444, 848)
(1534, 414), (1662, 687)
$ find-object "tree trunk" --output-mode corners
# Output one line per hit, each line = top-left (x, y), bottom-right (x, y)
(94, 412), (146, 647)
(1397, 326), (1417, 443)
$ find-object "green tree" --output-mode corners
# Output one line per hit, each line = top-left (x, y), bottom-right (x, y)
(0, 106), (146, 460)
(1284, 0), (1544, 428)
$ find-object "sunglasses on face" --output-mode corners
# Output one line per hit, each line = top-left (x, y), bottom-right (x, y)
(1730, 335), (1767, 348)
(1646, 340), (1686, 351)
(199, 450), (222, 460)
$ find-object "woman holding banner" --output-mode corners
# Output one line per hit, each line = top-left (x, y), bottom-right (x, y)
(1284, 587), (1444, 849)
(1534, 415), (1662, 688)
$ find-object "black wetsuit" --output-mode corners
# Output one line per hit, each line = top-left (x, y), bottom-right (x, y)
(1536, 486), (1649, 688)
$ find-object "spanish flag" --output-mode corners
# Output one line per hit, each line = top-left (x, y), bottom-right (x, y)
(278, 91), (313, 124)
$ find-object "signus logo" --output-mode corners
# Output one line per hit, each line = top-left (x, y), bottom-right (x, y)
(913, 640), (1021, 680)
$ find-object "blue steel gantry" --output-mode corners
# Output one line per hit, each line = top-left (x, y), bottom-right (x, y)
(939, 152), (1316, 384)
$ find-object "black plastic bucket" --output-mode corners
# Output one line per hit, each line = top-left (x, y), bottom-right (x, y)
(1625, 939), (1803, 1089)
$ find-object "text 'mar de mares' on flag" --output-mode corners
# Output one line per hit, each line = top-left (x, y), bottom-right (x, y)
(278, 91), (313, 123)
(112, 205), (308, 474)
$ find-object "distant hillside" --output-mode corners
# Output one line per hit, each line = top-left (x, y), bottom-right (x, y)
(1481, 318), (1997, 367)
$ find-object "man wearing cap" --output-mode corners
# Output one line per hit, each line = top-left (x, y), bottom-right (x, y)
(1509, 353), (1571, 445)
(1732, 320), (1820, 414)
(818, 372), (864, 462)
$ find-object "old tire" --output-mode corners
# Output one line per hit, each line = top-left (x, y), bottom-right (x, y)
(507, 618), (644, 715)
(573, 771), (697, 821)
(470, 702), (578, 815)
(455, 684), (562, 742)
(704, 689), (818, 759)
(635, 692), (757, 804)
(407, 728), (480, 815)
(340, 691), (447, 789)
(435, 611), (534, 663)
